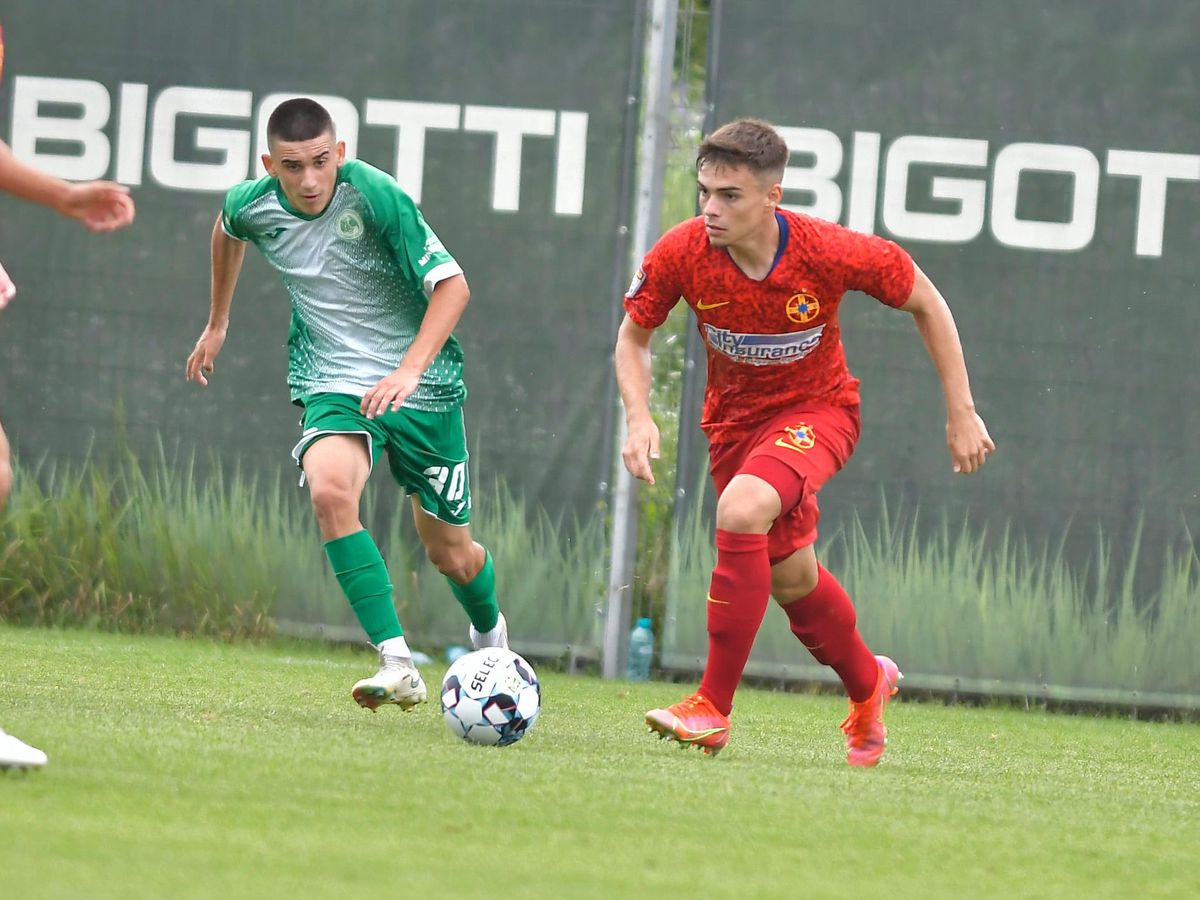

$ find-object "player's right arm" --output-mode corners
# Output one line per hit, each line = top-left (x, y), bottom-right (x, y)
(614, 314), (661, 485)
(185, 214), (246, 386)
(617, 228), (691, 484)
(0, 139), (134, 233)
(616, 230), (687, 485)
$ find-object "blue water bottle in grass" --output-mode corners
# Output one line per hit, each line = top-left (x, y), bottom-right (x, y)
(625, 617), (654, 681)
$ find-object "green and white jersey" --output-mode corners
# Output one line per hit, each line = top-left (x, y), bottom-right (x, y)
(221, 159), (465, 410)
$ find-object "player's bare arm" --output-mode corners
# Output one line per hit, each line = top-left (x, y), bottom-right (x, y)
(186, 215), (246, 387)
(0, 419), (12, 510)
(0, 259), (14, 309)
(899, 264), (995, 474)
(614, 314), (661, 485)
(361, 274), (471, 419)
(0, 139), (134, 233)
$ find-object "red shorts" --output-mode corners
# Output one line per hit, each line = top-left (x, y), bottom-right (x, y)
(708, 403), (861, 564)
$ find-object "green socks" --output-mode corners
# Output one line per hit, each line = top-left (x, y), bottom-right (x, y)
(324, 530), (402, 644)
(448, 549), (500, 633)
(326, 533), (498, 641)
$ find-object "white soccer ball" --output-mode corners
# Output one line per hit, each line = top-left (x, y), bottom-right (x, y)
(440, 647), (540, 746)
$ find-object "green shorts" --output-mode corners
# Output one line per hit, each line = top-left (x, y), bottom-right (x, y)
(290, 393), (472, 526)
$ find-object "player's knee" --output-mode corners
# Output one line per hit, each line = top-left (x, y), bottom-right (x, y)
(0, 461), (11, 512)
(426, 543), (473, 582)
(307, 479), (357, 521)
(773, 570), (819, 605)
(714, 495), (773, 533)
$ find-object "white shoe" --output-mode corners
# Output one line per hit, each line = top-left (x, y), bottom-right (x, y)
(351, 651), (427, 712)
(469, 612), (509, 650)
(0, 729), (48, 769)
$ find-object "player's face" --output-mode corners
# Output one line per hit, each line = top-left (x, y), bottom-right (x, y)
(697, 162), (781, 248)
(263, 132), (346, 216)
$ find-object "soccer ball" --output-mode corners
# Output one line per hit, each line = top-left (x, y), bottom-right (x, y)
(440, 647), (540, 746)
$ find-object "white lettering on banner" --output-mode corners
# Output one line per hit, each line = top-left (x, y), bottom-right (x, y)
(11, 76), (1197, 245)
(462, 105), (556, 212)
(1106, 149), (1200, 257)
(991, 143), (1099, 251)
(10, 76), (112, 180)
(7, 76), (589, 216)
(780, 129), (1199, 258)
(846, 131), (881, 234)
(363, 100), (461, 203)
(150, 87), (253, 190)
(115, 83), (148, 185)
(883, 136), (988, 243)
(776, 126), (842, 223)
(554, 111), (588, 216)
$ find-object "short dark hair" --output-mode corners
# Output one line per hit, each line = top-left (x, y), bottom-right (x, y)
(696, 118), (788, 184)
(267, 98), (335, 146)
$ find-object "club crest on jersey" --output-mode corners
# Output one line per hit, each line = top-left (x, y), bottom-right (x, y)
(786, 293), (820, 324)
(776, 422), (816, 453)
(702, 323), (825, 366)
(335, 209), (365, 240)
(625, 267), (646, 298)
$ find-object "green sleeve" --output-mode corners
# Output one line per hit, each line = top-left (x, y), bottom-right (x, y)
(342, 160), (462, 293)
(221, 176), (275, 242)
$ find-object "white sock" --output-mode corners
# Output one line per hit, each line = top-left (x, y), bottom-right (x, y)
(379, 636), (411, 658)
(476, 613), (506, 646)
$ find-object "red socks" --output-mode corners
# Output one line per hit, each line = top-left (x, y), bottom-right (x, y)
(781, 564), (878, 702)
(696, 531), (877, 710)
(697, 529), (772, 716)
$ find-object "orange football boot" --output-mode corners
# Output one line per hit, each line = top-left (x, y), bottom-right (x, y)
(645, 692), (731, 756)
(840, 655), (902, 767)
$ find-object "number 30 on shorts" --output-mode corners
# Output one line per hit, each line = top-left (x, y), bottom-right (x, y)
(423, 463), (467, 501)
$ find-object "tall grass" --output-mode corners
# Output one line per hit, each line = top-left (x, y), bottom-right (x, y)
(369, 481), (608, 654)
(0, 449), (608, 653)
(0, 447), (323, 637)
(663, 494), (1200, 706)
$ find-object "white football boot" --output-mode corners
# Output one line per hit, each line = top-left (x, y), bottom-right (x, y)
(351, 649), (427, 712)
(469, 612), (509, 650)
(0, 729), (48, 770)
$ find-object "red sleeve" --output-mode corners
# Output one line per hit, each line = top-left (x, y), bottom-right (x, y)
(824, 222), (915, 308)
(622, 224), (688, 329)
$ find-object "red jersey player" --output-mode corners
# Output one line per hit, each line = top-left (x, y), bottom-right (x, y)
(0, 18), (135, 771)
(615, 118), (994, 766)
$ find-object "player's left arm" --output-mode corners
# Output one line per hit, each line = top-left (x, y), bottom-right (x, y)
(361, 273), (470, 419)
(899, 263), (996, 474)
(0, 139), (134, 233)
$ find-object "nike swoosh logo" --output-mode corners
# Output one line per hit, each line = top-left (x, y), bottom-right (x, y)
(676, 721), (728, 741)
(264, 227), (287, 239)
(706, 594), (731, 605)
(695, 300), (730, 310)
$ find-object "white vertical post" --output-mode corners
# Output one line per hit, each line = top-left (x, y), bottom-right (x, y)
(602, 0), (678, 679)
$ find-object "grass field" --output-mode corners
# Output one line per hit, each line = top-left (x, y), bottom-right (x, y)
(2, 626), (1197, 899)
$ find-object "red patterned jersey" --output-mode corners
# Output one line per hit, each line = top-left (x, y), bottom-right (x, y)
(624, 209), (915, 444)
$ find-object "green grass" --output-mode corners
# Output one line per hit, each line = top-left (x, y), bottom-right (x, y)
(2, 626), (1197, 899)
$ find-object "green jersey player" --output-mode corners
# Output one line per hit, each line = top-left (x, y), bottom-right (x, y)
(185, 98), (507, 713)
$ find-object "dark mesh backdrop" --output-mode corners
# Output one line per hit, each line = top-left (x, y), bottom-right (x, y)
(0, 0), (641, 523)
(682, 0), (1200, 569)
